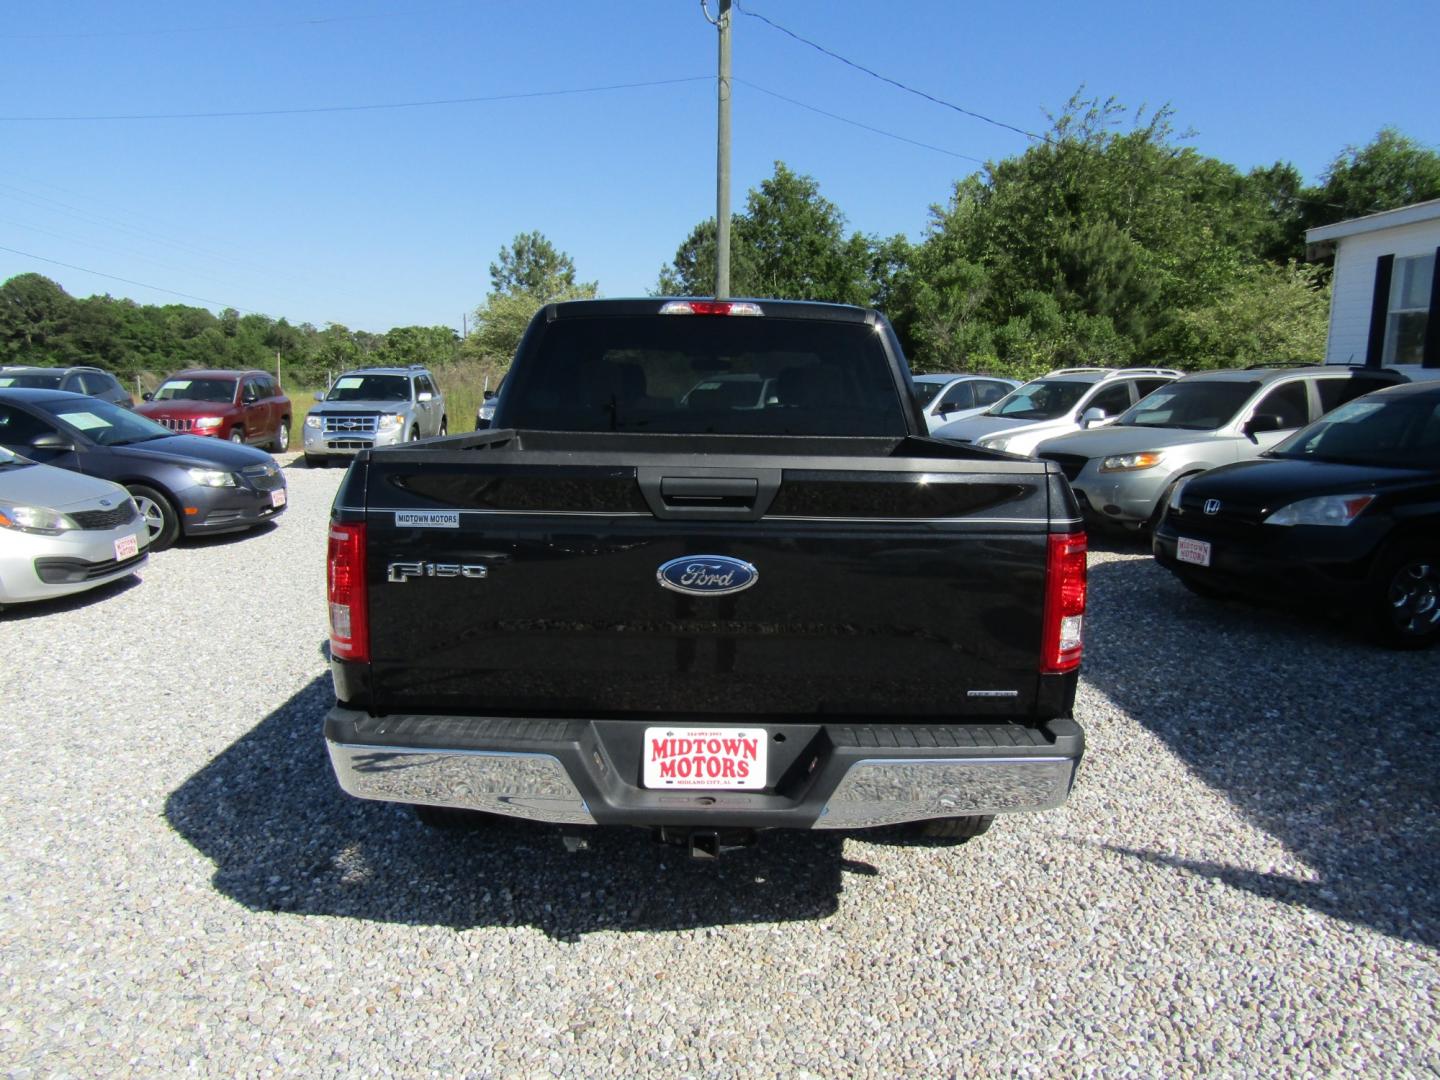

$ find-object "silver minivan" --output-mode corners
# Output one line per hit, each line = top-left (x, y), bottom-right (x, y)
(1036, 365), (1409, 530)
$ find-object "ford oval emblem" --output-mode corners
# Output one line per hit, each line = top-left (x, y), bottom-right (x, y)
(657, 555), (758, 597)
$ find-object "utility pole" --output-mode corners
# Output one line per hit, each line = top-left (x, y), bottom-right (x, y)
(703, 0), (733, 299)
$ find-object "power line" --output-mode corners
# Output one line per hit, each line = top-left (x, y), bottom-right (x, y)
(0, 245), (252, 311)
(0, 76), (711, 122)
(737, 78), (985, 164)
(0, 10), (411, 40)
(734, 2), (1049, 144)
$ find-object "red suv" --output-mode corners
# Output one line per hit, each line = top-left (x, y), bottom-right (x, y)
(135, 369), (292, 451)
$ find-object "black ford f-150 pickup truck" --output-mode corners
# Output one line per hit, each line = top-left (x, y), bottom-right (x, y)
(324, 298), (1086, 856)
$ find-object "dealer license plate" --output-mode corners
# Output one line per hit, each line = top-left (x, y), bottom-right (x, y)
(270, 489), (287, 508)
(643, 726), (767, 790)
(114, 534), (139, 560)
(1176, 537), (1212, 567)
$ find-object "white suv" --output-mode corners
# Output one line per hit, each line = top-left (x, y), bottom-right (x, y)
(932, 367), (1180, 456)
(303, 366), (447, 467)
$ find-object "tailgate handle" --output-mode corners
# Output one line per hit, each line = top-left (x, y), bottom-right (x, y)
(638, 468), (780, 520)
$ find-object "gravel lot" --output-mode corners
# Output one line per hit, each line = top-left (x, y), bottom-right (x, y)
(2, 458), (1437, 1077)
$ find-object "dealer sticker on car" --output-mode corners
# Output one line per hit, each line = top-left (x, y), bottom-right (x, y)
(114, 534), (139, 561)
(270, 489), (287, 508)
(643, 727), (767, 790)
(1176, 537), (1212, 567)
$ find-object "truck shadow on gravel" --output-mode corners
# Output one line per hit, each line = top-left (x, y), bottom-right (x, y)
(1084, 555), (1439, 948)
(165, 675), (859, 940)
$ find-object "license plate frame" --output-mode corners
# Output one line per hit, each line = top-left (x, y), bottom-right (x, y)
(1176, 536), (1212, 567)
(642, 726), (767, 790)
(270, 489), (287, 508)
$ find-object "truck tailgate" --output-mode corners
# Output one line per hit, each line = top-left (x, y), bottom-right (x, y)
(348, 438), (1067, 721)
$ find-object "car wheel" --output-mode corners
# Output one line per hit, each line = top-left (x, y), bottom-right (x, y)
(229, 428), (245, 444)
(439, 416), (448, 436)
(409, 425), (420, 442)
(273, 419), (290, 452)
(412, 804), (495, 830)
(908, 815), (994, 841)
(1369, 542), (1440, 649)
(304, 454), (327, 469)
(127, 484), (180, 552)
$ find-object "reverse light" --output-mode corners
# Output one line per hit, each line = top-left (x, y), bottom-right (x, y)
(1041, 532), (1088, 674)
(193, 417), (224, 430)
(1263, 494), (1375, 527)
(328, 523), (369, 662)
(1100, 451), (1164, 472)
(0, 503), (78, 535)
(659, 300), (764, 316)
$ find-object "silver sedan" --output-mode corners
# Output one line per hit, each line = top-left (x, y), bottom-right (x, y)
(0, 447), (149, 607)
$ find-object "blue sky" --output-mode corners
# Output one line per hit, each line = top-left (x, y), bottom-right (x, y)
(2, 1), (1436, 333)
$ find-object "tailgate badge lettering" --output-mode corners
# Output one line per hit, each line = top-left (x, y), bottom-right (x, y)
(657, 555), (758, 597)
(387, 560), (488, 583)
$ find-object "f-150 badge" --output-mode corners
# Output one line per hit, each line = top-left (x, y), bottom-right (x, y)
(657, 555), (758, 597)
(387, 560), (488, 582)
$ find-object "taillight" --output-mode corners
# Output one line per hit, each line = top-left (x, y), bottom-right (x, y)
(658, 300), (763, 316)
(1041, 532), (1087, 673)
(328, 522), (369, 662)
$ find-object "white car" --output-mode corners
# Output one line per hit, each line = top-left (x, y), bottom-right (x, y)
(932, 367), (1181, 456)
(0, 446), (148, 608)
(910, 373), (1020, 433)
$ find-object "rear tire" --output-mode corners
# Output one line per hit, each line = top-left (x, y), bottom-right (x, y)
(1368, 541), (1440, 649)
(127, 483), (180, 552)
(413, 804), (495, 830)
(439, 416), (448, 436)
(910, 815), (994, 840)
(229, 428), (245, 444)
(409, 424), (420, 442)
(273, 419), (290, 452)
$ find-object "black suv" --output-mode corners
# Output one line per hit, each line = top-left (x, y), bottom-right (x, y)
(0, 366), (133, 408)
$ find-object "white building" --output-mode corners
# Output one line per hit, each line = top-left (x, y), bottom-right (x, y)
(1306, 198), (1440, 382)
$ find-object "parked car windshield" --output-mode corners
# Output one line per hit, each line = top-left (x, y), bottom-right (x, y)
(985, 380), (1089, 420)
(1118, 381), (1259, 430)
(0, 372), (63, 389)
(34, 397), (173, 446)
(1267, 394), (1440, 468)
(326, 374), (410, 402)
(154, 377), (237, 403)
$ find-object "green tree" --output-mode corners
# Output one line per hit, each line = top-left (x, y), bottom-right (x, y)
(468, 232), (597, 365)
(655, 162), (878, 305)
(0, 273), (75, 362)
(1157, 262), (1331, 368)
(1306, 128), (1440, 230)
(489, 230), (596, 299)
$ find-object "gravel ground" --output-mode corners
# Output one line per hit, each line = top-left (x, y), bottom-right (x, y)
(2, 457), (1437, 1077)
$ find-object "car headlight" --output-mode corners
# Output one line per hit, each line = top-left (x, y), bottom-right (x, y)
(186, 467), (236, 487)
(304, 415), (322, 429)
(1263, 494), (1375, 527)
(377, 413), (403, 430)
(0, 503), (79, 535)
(1100, 451), (1164, 473)
(980, 436), (1011, 452)
(193, 417), (224, 430)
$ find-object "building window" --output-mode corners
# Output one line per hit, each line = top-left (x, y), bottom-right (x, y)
(1383, 252), (1434, 365)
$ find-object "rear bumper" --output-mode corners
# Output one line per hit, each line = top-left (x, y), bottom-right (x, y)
(324, 707), (1083, 830)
